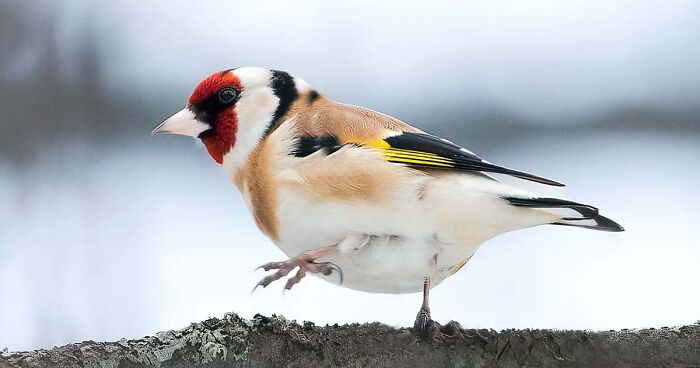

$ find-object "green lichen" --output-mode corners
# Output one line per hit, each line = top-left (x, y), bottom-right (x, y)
(115, 313), (251, 367)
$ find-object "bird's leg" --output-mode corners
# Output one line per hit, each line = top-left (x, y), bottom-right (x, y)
(254, 244), (342, 291)
(413, 277), (434, 338)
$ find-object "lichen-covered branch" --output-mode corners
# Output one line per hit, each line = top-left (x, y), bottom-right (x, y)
(2, 314), (699, 368)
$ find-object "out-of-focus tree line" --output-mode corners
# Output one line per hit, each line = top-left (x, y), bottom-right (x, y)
(0, 2), (147, 158)
(2, 1), (699, 162)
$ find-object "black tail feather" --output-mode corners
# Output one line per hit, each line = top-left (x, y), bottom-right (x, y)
(552, 215), (625, 232)
(504, 197), (599, 220)
(504, 196), (624, 232)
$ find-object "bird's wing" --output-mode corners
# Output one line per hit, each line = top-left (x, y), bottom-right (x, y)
(356, 131), (564, 186)
(288, 102), (564, 187)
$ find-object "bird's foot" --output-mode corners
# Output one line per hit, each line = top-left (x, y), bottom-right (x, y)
(254, 251), (343, 291)
(413, 306), (435, 339)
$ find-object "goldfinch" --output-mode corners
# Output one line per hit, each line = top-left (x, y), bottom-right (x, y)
(153, 67), (623, 335)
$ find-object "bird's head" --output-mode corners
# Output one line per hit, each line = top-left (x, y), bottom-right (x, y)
(153, 67), (307, 164)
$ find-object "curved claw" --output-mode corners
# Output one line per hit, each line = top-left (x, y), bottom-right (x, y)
(251, 267), (293, 293)
(314, 262), (344, 284)
(256, 261), (287, 272)
(251, 278), (269, 294)
(329, 262), (344, 284)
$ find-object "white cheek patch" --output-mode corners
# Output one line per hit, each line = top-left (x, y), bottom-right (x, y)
(220, 87), (280, 173)
(235, 89), (279, 126)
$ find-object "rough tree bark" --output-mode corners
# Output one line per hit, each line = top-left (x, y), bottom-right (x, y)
(1, 314), (699, 368)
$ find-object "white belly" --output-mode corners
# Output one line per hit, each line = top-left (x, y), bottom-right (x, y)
(319, 235), (476, 293)
(273, 185), (480, 293)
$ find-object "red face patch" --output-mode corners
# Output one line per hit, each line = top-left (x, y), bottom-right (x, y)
(189, 71), (243, 105)
(201, 108), (238, 164)
(189, 71), (244, 164)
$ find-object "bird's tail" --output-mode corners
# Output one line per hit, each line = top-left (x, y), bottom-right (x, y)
(504, 196), (624, 232)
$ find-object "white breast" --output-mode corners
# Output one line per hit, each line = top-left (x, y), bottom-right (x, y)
(273, 183), (475, 293)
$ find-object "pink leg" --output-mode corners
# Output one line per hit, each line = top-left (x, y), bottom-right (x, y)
(253, 245), (342, 291)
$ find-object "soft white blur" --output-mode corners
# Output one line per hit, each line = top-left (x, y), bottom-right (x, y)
(1, 0), (699, 351)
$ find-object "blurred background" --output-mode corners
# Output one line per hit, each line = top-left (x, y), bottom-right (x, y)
(1, 0), (699, 351)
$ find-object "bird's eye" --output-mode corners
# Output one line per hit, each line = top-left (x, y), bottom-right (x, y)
(217, 88), (238, 104)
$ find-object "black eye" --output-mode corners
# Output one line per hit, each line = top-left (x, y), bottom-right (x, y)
(217, 88), (238, 104)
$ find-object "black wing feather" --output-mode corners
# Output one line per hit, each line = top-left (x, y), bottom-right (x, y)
(383, 132), (565, 186)
(292, 135), (342, 157)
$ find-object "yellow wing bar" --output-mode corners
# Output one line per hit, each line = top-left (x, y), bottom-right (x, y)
(363, 139), (455, 168)
(377, 149), (453, 167)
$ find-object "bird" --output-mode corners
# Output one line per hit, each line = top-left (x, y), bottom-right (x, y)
(153, 67), (623, 336)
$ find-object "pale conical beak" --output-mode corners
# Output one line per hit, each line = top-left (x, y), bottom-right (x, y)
(152, 108), (211, 137)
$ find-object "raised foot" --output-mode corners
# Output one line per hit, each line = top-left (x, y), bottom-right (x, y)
(413, 307), (434, 339)
(254, 254), (343, 292)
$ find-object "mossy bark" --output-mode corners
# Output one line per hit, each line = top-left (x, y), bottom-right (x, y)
(2, 314), (699, 368)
